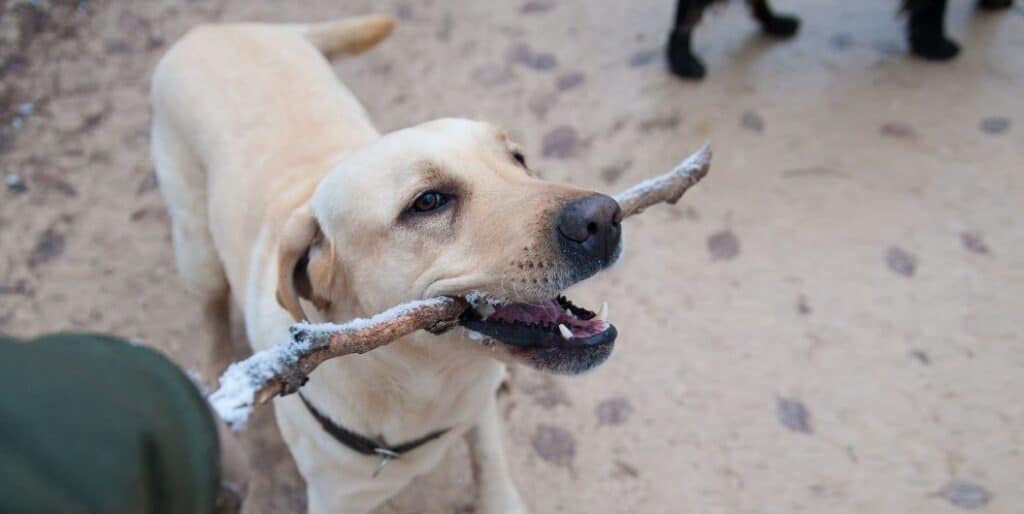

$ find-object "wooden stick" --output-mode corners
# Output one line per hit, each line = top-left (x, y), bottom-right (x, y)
(210, 144), (712, 428)
(614, 143), (711, 218)
(210, 297), (468, 428)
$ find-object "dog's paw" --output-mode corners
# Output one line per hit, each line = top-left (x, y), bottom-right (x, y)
(666, 37), (706, 80)
(978, 0), (1013, 10)
(760, 14), (801, 38)
(910, 35), (961, 61)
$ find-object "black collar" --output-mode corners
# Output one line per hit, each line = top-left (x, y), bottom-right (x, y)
(299, 393), (450, 460)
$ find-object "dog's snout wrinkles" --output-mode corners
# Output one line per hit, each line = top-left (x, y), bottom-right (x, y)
(557, 194), (622, 264)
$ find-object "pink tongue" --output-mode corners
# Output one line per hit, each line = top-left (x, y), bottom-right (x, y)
(489, 300), (606, 338)
(490, 301), (561, 324)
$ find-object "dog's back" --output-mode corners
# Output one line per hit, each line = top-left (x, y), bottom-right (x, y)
(152, 15), (394, 170)
(150, 15), (394, 368)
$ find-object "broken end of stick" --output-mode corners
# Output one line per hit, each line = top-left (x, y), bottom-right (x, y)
(695, 141), (711, 162)
(684, 142), (712, 181)
(254, 382), (285, 405)
(209, 387), (255, 430)
(613, 142), (713, 218)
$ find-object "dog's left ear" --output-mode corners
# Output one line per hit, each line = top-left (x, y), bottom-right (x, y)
(275, 204), (337, 321)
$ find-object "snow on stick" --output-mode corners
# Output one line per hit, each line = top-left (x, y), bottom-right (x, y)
(210, 144), (712, 428)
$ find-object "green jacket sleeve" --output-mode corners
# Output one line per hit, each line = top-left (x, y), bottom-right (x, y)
(0, 333), (221, 514)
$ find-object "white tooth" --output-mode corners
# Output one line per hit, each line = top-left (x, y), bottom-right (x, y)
(558, 323), (573, 340)
(598, 301), (608, 322)
(467, 330), (483, 341)
(478, 303), (496, 318)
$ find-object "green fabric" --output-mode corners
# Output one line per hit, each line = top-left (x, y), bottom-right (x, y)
(0, 333), (221, 514)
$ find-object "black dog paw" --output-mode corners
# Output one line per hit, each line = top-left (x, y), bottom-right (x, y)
(761, 14), (801, 38)
(978, 0), (1012, 10)
(666, 33), (706, 80)
(910, 35), (961, 60)
(666, 44), (706, 79)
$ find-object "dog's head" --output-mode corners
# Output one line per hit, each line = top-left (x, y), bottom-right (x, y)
(276, 118), (621, 374)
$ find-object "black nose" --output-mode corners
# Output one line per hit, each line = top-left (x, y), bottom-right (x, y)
(557, 194), (622, 266)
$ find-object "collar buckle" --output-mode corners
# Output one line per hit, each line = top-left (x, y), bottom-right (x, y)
(372, 448), (401, 477)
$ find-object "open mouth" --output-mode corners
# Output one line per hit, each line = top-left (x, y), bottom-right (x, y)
(461, 295), (615, 347)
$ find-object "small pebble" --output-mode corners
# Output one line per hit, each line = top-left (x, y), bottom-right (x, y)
(5, 174), (27, 193)
(16, 102), (34, 117)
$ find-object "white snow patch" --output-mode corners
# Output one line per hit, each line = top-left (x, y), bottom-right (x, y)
(209, 336), (316, 428)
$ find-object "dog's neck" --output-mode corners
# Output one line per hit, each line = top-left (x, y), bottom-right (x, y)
(300, 329), (504, 443)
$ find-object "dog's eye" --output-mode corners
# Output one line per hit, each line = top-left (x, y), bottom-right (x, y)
(410, 191), (449, 213)
(512, 151), (527, 168)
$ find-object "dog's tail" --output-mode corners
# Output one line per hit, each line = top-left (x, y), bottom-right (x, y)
(299, 14), (396, 61)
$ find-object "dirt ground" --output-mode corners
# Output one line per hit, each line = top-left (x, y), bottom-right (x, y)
(1, 0), (1022, 513)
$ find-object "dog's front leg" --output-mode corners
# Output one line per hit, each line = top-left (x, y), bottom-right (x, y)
(466, 397), (527, 514)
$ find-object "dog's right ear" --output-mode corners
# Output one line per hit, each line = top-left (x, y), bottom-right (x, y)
(276, 204), (337, 321)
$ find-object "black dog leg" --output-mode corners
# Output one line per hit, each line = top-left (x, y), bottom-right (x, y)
(977, 0), (1012, 10)
(666, 0), (717, 80)
(746, 0), (800, 37)
(905, 0), (960, 60)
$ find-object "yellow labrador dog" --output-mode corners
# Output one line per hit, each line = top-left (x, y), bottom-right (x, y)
(152, 14), (621, 514)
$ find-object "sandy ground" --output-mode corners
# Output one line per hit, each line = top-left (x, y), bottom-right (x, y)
(1, 0), (1022, 512)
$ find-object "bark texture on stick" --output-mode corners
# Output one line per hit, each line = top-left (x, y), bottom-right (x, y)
(614, 143), (711, 218)
(210, 297), (467, 428)
(210, 144), (711, 428)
